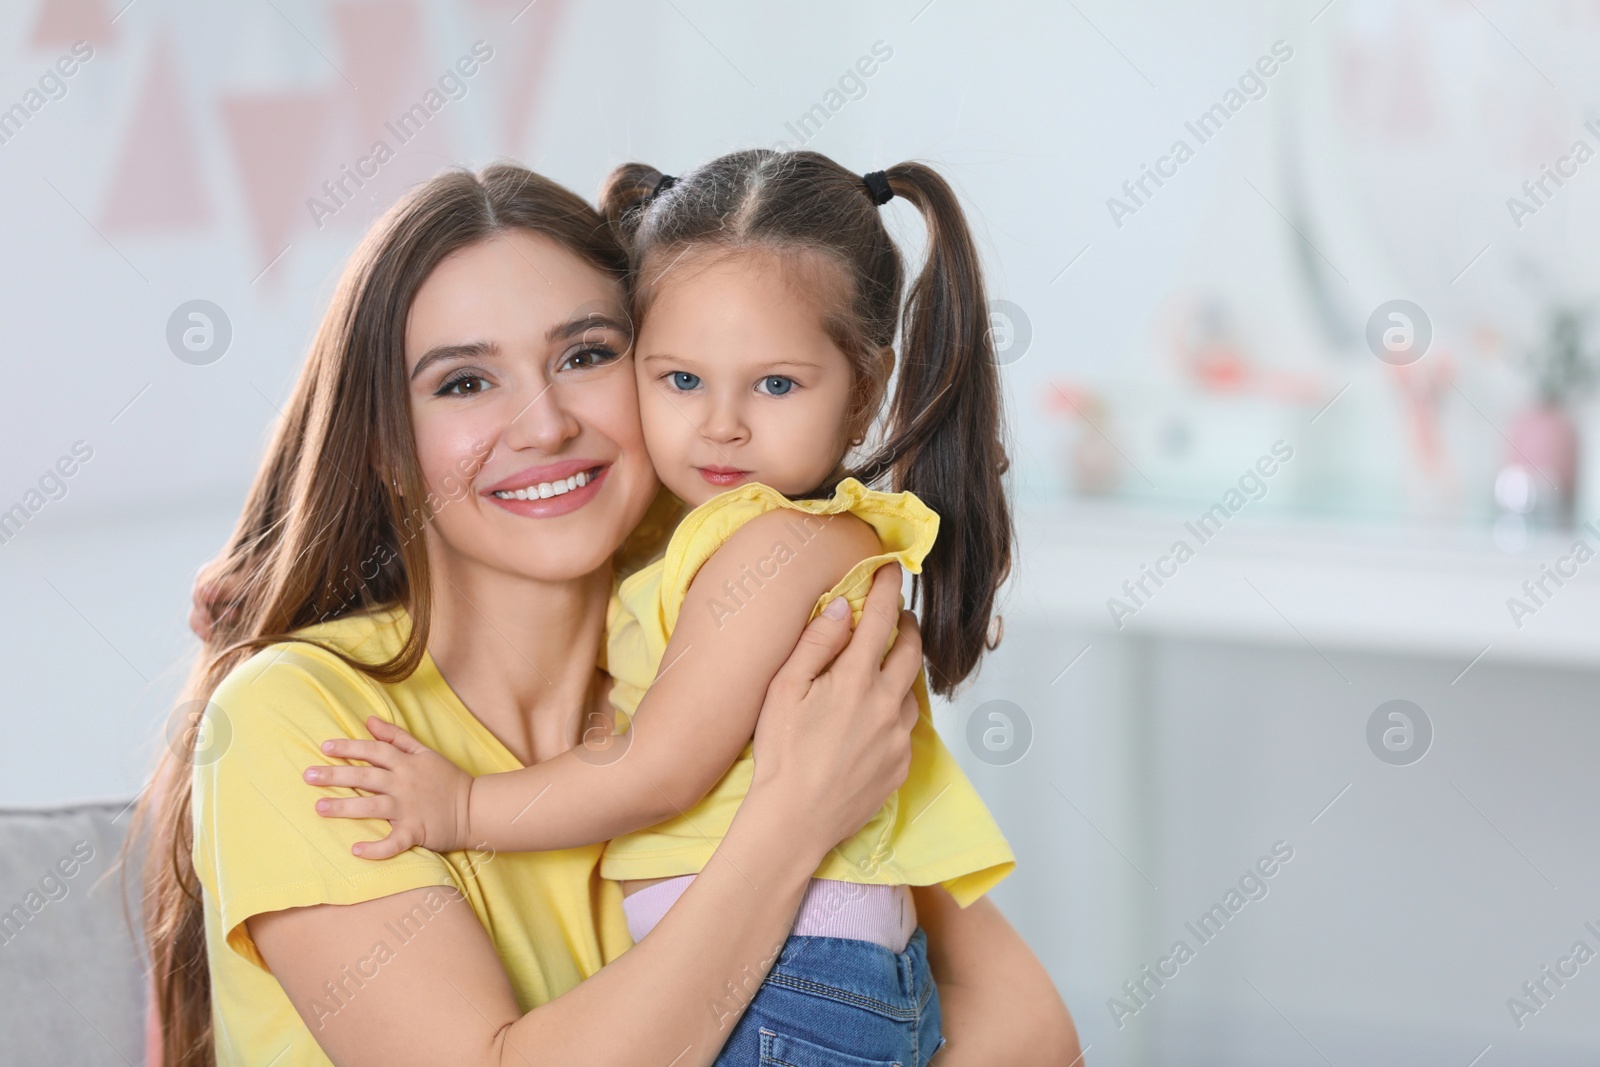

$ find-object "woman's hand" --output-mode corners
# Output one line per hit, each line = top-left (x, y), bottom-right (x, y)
(304, 715), (476, 857)
(748, 563), (923, 855)
(187, 556), (241, 642)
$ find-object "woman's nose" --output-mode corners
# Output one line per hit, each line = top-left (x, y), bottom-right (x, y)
(505, 379), (581, 452)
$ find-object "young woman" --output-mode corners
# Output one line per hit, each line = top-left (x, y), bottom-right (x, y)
(134, 163), (1079, 1066)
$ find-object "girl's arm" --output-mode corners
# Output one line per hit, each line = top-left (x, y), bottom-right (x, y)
(249, 567), (923, 1067)
(913, 885), (1082, 1065)
(310, 509), (885, 856)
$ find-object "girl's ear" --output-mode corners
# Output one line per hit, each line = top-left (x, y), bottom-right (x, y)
(854, 345), (896, 446)
(846, 350), (894, 449)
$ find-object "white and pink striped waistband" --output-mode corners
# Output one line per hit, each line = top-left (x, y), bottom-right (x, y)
(622, 876), (917, 953)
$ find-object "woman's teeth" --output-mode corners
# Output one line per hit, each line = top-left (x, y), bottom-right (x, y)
(493, 469), (590, 500)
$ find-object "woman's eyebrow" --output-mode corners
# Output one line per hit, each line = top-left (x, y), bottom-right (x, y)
(548, 312), (631, 343)
(410, 340), (497, 381)
(409, 314), (630, 381)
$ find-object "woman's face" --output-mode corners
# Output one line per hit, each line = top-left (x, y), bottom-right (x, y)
(404, 230), (657, 585)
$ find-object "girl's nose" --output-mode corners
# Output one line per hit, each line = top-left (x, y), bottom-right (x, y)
(700, 396), (750, 445)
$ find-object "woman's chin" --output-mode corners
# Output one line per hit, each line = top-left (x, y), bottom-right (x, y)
(433, 547), (612, 588)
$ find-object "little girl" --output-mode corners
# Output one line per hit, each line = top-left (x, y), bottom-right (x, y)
(305, 149), (1017, 1067)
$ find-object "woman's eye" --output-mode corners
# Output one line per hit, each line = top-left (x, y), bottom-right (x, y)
(758, 376), (795, 396)
(669, 371), (702, 391)
(562, 346), (620, 371)
(437, 373), (488, 397)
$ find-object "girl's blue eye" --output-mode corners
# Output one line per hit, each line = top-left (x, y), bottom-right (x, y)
(669, 371), (702, 391)
(758, 376), (794, 396)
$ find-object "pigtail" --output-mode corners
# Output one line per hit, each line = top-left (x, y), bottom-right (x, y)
(599, 162), (667, 248)
(859, 162), (1012, 695)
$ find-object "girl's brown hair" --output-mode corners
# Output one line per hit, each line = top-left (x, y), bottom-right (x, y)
(123, 164), (631, 1067)
(599, 150), (1012, 694)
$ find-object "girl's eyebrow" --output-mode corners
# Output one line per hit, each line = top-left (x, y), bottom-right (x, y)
(636, 354), (823, 371)
(410, 340), (497, 381)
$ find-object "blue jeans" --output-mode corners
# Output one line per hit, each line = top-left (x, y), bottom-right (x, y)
(712, 928), (944, 1066)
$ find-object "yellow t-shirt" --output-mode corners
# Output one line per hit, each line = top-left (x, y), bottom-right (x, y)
(190, 606), (633, 1067)
(602, 478), (1015, 907)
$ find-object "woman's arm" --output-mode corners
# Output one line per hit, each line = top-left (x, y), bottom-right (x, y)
(310, 510), (884, 856)
(249, 565), (923, 1067)
(913, 885), (1082, 1065)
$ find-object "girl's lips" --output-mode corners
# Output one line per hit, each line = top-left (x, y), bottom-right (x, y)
(697, 466), (751, 487)
(485, 464), (609, 518)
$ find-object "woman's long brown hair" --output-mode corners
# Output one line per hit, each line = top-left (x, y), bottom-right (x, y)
(121, 164), (632, 1067)
(600, 150), (1012, 695)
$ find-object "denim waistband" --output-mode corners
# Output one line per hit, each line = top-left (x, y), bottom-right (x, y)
(761, 927), (934, 1023)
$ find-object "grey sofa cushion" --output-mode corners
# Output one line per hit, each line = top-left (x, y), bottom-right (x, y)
(0, 798), (147, 1066)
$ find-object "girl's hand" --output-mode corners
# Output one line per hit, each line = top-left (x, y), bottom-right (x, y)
(748, 563), (923, 855)
(304, 714), (475, 858)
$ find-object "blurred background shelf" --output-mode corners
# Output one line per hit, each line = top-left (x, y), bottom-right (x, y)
(1012, 499), (1600, 669)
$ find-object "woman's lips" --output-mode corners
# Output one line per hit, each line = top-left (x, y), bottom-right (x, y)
(484, 463), (609, 518)
(483, 458), (599, 494)
(697, 466), (751, 487)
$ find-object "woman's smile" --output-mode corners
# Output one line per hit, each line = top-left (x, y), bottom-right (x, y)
(484, 460), (610, 517)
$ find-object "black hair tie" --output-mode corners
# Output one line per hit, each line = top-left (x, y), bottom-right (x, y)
(651, 173), (677, 199)
(862, 170), (894, 206)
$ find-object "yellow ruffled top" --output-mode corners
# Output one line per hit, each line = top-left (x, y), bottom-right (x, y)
(601, 478), (1014, 907)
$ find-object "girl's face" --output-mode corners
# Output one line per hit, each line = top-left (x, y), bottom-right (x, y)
(634, 247), (856, 508)
(404, 230), (658, 584)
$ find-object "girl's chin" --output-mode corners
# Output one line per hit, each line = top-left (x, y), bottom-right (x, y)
(670, 473), (746, 507)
